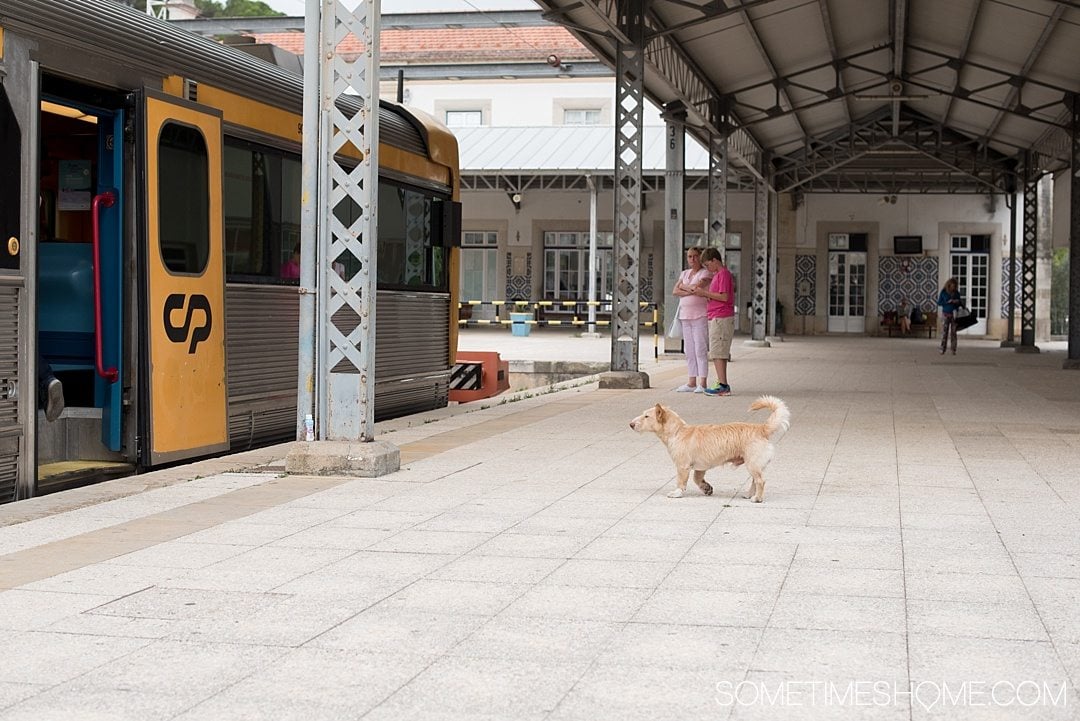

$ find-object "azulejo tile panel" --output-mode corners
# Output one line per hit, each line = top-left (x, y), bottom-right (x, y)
(877, 256), (939, 313)
(506, 252), (532, 301)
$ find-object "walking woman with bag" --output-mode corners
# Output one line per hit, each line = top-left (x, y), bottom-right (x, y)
(937, 277), (963, 354)
(672, 246), (713, 392)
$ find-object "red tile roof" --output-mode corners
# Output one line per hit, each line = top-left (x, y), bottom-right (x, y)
(250, 26), (592, 63)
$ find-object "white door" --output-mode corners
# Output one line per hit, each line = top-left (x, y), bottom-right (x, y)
(828, 251), (867, 333)
(951, 252), (989, 335)
(461, 231), (498, 320)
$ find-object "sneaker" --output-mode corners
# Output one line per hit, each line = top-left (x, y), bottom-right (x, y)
(45, 377), (65, 422)
(693, 385), (705, 394)
(703, 383), (731, 396)
(675, 384), (695, 393)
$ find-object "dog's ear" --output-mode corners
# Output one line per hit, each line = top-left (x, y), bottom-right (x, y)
(654, 404), (665, 422)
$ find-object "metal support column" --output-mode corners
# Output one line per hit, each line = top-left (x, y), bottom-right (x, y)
(604, 0), (647, 385)
(708, 132), (727, 252)
(1019, 151), (1040, 353)
(1067, 93), (1080, 369)
(767, 162), (779, 340)
(748, 172), (769, 344)
(586, 174), (599, 337)
(1001, 181), (1018, 347)
(290, 0), (399, 474)
(663, 106), (685, 355)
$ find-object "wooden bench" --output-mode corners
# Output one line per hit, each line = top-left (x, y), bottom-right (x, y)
(882, 310), (937, 338)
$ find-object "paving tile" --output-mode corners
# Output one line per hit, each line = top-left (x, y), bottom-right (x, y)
(907, 599), (1048, 642)
(307, 608), (487, 657)
(597, 623), (762, 668)
(448, 616), (621, 662)
(683, 539), (799, 567)
(904, 572), (1031, 605)
(791, 543), (903, 570)
(367, 529), (494, 555)
(541, 558), (675, 588)
(633, 589), (776, 628)
(426, 554), (564, 584)
(786, 566), (905, 598)
(0, 683), (45, 713)
(754, 627), (908, 678)
(471, 533), (592, 559)
(171, 648), (430, 721)
(548, 662), (741, 721)
(0, 686), (195, 721)
(370, 656), (588, 718)
(576, 535), (698, 563)
(372, 578), (526, 616)
(0, 589), (113, 631)
(659, 562), (788, 594)
(502, 584), (652, 623)
(768, 593), (906, 634)
(0, 630), (152, 685)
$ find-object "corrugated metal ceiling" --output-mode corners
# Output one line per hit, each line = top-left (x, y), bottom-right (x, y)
(532, 0), (1079, 193)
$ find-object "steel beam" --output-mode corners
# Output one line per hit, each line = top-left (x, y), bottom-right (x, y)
(610, 0), (645, 372)
(708, 130), (728, 252)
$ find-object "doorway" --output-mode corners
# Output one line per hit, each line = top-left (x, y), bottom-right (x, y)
(828, 251), (867, 333)
(950, 235), (989, 336)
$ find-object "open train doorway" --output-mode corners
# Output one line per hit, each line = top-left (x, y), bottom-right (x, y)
(35, 77), (131, 494)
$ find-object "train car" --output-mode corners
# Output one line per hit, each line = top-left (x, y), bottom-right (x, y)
(0, 0), (462, 502)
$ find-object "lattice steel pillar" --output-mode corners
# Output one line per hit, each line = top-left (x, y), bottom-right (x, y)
(1018, 151), (1040, 353)
(708, 132), (727, 252)
(603, 0), (647, 385)
(290, 0), (399, 474)
(1067, 93), (1080, 369)
(767, 162), (778, 339)
(1001, 181), (1018, 348)
(748, 173), (769, 344)
(662, 106), (685, 355)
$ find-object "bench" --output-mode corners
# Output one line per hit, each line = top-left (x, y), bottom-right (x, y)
(882, 310), (937, 338)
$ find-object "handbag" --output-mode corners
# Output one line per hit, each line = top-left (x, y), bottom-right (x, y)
(666, 299), (683, 340)
(955, 307), (978, 331)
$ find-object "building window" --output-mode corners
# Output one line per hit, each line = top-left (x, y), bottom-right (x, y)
(563, 108), (602, 125)
(445, 110), (483, 127)
(543, 231), (613, 301)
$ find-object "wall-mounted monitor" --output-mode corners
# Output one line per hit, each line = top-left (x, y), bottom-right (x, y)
(894, 235), (923, 254)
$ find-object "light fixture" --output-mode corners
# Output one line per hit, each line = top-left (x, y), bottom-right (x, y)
(508, 192), (522, 212)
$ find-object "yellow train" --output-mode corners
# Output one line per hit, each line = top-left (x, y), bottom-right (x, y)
(0, 0), (462, 501)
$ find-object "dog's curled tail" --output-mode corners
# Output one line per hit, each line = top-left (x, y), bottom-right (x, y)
(750, 395), (790, 439)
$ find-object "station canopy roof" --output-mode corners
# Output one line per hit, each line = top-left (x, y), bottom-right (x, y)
(531, 0), (1080, 195)
(456, 125), (713, 192)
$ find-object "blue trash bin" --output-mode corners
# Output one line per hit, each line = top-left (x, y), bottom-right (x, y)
(510, 312), (532, 336)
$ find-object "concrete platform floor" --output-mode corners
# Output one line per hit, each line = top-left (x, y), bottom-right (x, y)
(1, 335), (1079, 720)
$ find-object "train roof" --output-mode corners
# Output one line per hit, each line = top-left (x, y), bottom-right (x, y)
(0, 0), (432, 157)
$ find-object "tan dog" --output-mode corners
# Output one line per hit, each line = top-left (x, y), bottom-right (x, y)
(629, 395), (790, 502)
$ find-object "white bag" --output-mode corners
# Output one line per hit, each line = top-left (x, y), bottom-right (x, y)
(955, 305), (971, 319)
(666, 300), (683, 340)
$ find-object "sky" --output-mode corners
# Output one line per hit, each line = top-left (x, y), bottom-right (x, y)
(261, 0), (538, 16)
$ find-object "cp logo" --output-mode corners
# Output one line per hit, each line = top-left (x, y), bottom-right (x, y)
(163, 293), (212, 354)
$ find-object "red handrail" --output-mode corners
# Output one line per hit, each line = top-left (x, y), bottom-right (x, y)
(92, 191), (119, 383)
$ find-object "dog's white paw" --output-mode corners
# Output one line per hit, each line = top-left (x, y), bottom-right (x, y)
(751, 496), (763, 503)
(667, 488), (684, 499)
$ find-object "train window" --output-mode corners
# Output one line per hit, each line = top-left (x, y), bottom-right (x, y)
(222, 140), (302, 280)
(376, 182), (449, 292)
(158, 123), (209, 274)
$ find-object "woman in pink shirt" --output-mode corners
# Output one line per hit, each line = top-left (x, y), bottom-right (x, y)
(672, 246), (713, 392)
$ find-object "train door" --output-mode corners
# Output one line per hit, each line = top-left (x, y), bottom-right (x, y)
(35, 79), (130, 495)
(140, 91), (228, 465)
(0, 75), (29, 503)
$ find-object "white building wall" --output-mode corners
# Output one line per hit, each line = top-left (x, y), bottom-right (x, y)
(386, 78), (664, 127)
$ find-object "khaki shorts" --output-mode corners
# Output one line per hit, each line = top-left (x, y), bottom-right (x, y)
(708, 316), (735, 360)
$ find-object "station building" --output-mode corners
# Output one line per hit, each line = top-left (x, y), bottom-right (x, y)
(180, 7), (1070, 344)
